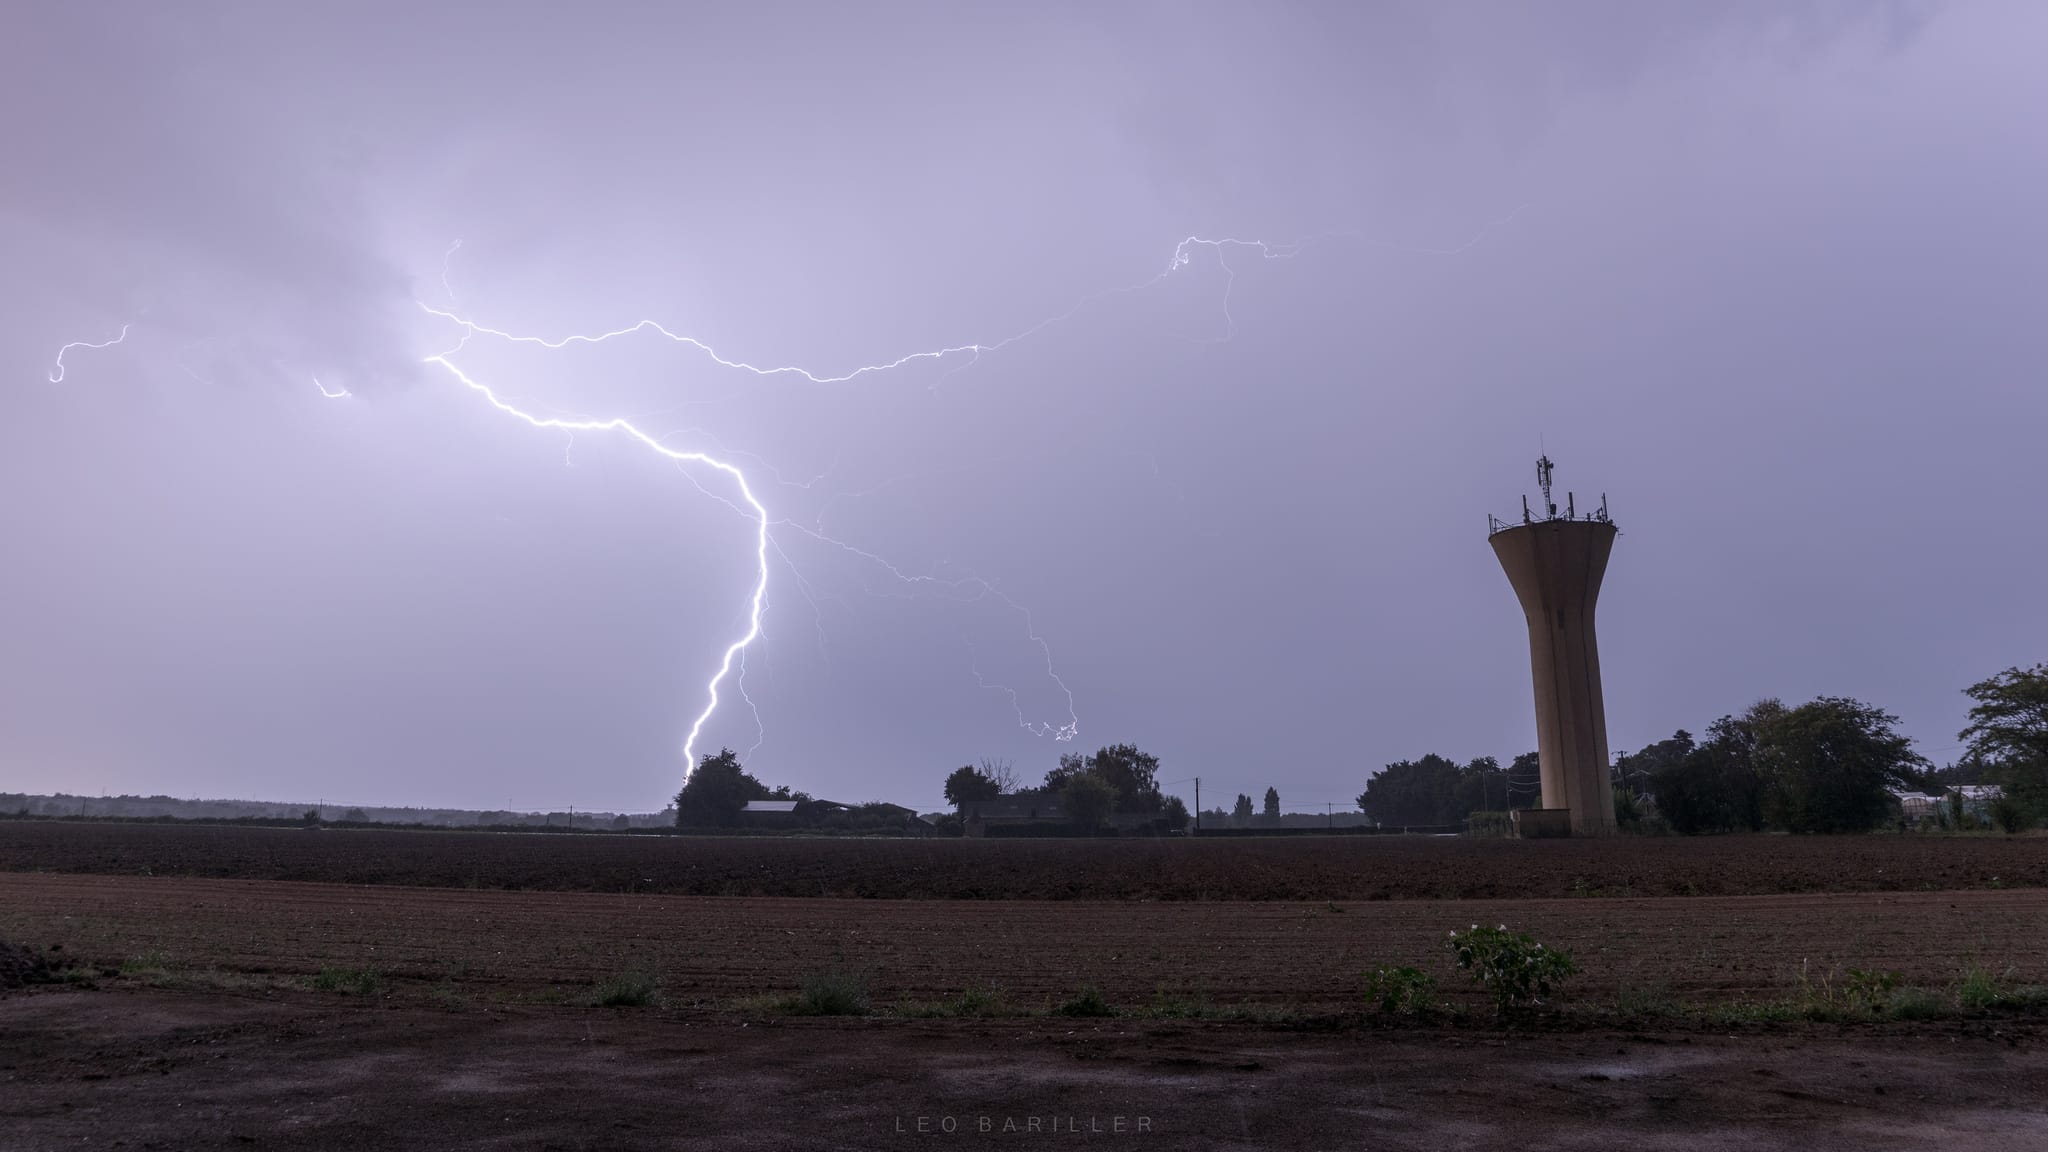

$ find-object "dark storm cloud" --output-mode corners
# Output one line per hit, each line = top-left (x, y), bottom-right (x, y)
(3, 1), (2041, 811)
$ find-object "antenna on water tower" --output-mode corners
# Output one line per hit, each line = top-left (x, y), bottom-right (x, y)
(1536, 454), (1556, 518)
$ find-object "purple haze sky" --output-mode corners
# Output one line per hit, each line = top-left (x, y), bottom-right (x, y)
(4, 2), (2043, 813)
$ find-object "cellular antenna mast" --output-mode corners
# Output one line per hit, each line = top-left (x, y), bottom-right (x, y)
(1536, 454), (1556, 518)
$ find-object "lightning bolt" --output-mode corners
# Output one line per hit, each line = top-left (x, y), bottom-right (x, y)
(48, 210), (1529, 788)
(422, 337), (772, 775)
(48, 324), (130, 383)
(416, 235), (1313, 386)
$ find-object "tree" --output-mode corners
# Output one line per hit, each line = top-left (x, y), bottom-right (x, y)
(1612, 787), (1642, 831)
(1507, 751), (1542, 809)
(1042, 744), (1163, 813)
(674, 748), (770, 828)
(1090, 744), (1165, 813)
(1231, 794), (1254, 828)
(979, 758), (1020, 795)
(343, 808), (368, 823)
(1261, 787), (1280, 824)
(1062, 773), (1116, 833)
(1652, 705), (1778, 834)
(1761, 697), (1926, 833)
(1161, 795), (1190, 832)
(1358, 755), (1512, 825)
(943, 764), (1003, 807)
(611, 814), (632, 830)
(1613, 732), (1693, 795)
(1043, 752), (1088, 792)
(1960, 664), (2048, 816)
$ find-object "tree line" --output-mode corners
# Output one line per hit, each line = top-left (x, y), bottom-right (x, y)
(688, 663), (2046, 838)
(673, 750), (911, 831)
(1620, 665), (2046, 834)
(1353, 664), (2047, 835)
(943, 745), (1189, 833)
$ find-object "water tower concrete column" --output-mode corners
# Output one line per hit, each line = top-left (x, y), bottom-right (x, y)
(1488, 458), (1619, 837)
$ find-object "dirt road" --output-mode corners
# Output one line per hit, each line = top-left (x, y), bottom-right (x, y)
(3, 988), (2044, 1150)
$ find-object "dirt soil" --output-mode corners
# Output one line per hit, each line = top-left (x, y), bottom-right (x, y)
(3, 987), (2046, 1151)
(5, 821), (2043, 900)
(4, 874), (2044, 1008)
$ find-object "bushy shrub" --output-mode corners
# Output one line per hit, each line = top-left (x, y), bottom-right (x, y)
(1842, 968), (1900, 1013)
(1447, 925), (1575, 1013)
(1989, 795), (2032, 834)
(1362, 966), (1437, 1015)
(0, 939), (54, 989)
(792, 966), (870, 1016)
(1466, 811), (1510, 838)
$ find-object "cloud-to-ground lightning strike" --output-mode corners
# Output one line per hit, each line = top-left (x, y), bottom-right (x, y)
(423, 334), (773, 775)
(48, 324), (131, 383)
(51, 212), (1527, 784)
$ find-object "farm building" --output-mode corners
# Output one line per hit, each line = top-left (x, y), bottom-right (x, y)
(737, 800), (802, 828)
(959, 792), (1067, 837)
(1948, 785), (2004, 820)
(959, 791), (1168, 837)
(1889, 790), (1943, 824)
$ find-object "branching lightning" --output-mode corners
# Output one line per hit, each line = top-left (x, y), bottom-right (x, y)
(47, 210), (1528, 786)
(423, 334), (773, 773)
(48, 324), (130, 383)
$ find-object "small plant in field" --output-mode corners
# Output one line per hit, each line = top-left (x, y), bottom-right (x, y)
(1612, 981), (1680, 1020)
(1148, 986), (1212, 1019)
(942, 986), (1007, 1017)
(121, 949), (174, 977)
(1842, 968), (1900, 1013)
(1448, 925), (1575, 1014)
(310, 966), (382, 996)
(792, 966), (870, 1016)
(895, 985), (1012, 1018)
(591, 970), (661, 1007)
(1053, 984), (1114, 1018)
(1956, 965), (2017, 1012)
(1361, 967), (1437, 1016)
(1887, 987), (1947, 1021)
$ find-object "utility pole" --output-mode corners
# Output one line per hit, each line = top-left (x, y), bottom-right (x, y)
(1194, 777), (1200, 833)
(1326, 802), (1332, 829)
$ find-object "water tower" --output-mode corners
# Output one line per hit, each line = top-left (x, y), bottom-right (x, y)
(1488, 456), (1619, 836)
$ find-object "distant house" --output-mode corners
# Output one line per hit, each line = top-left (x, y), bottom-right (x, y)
(959, 791), (1166, 837)
(738, 800), (802, 828)
(959, 790), (1067, 837)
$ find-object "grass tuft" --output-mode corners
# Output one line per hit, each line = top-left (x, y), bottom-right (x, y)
(591, 970), (661, 1007)
(309, 966), (382, 996)
(892, 986), (1012, 1019)
(1052, 984), (1114, 1018)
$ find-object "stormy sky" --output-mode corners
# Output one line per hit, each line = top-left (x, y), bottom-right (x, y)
(4, 1), (2042, 813)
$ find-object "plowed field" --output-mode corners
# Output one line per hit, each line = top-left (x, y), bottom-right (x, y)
(4, 873), (2041, 1008)
(4, 821), (2043, 900)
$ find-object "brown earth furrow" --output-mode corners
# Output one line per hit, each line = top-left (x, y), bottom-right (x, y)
(4, 873), (2041, 1008)
(5, 821), (2045, 900)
